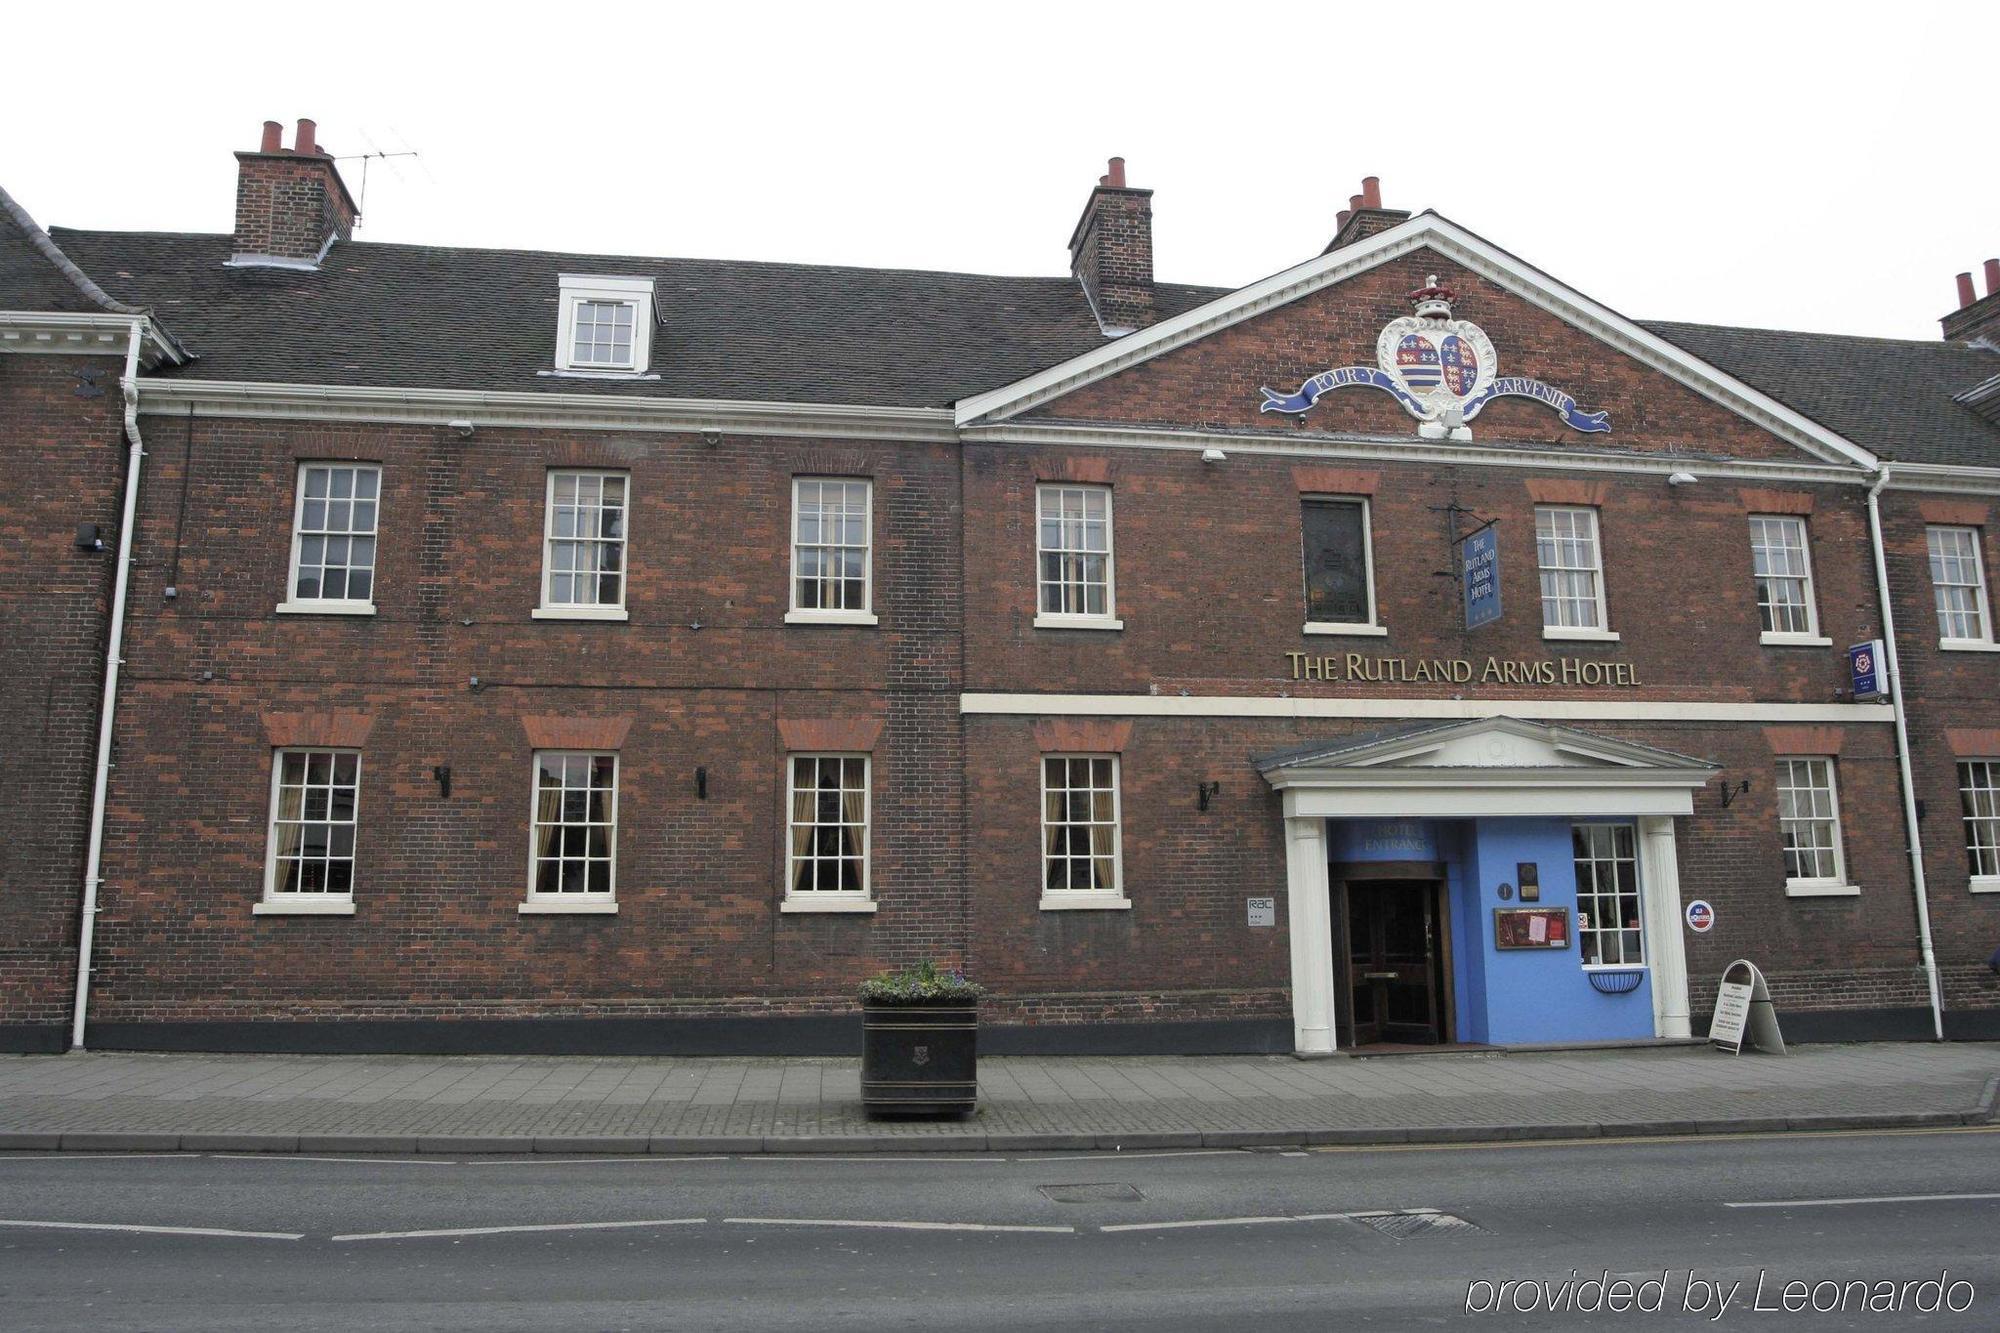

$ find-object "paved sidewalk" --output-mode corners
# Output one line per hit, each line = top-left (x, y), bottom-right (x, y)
(0, 1043), (1994, 1153)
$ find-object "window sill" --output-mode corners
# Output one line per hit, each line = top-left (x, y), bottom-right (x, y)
(1580, 962), (1648, 972)
(1033, 614), (1124, 632)
(540, 367), (659, 380)
(253, 898), (356, 916)
(532, 606), (629, 622)
(1939, 639), (2000, 653)
(1542, 627), (1620, 643)
(780, 897), (878, 914)
(1760, 632), (1833, 647)
(1784, 881), (1860, 898)
(275, 600), (375, 617)
(1039, 894), (1132, 912)
(1303, 622), (1388, 637)
(784, 610), (879, 627)
(1970, 876), (2000, 894)
(518, 899), (619, 915)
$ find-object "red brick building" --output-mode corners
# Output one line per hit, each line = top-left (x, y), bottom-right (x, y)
(3, 125), (1997, 1054)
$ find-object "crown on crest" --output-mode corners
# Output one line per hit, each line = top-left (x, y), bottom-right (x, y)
(1408, 275), (1455, 320)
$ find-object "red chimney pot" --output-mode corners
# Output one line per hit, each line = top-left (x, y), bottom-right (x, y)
(295, 118), (318, 156)
(259, 121), (283, 153)
(1958, 272), (1979, 309)
(1336, 209), (1352, 228)
(1106, 157), (1126, 189)
(1349, 193), (1365, 213)
(1985, 259), (2000, 299)
(1361, 176), (1382, 210)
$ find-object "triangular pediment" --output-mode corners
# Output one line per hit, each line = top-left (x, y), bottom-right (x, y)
(956, 213), (1875, 472)
(1258, 718), (1714, 782)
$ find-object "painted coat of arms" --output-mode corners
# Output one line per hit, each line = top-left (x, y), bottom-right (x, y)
(1259, 277), (1610, 440)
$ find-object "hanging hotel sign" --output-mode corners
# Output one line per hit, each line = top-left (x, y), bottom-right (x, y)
(1461, 524), (1502, 630)
(1257, 278), (1611, 440)
(1849, 639), (1887, 701)
(1287, 652), (1641, 687)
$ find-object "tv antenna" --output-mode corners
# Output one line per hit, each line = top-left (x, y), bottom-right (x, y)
(335, 130), (429, 229)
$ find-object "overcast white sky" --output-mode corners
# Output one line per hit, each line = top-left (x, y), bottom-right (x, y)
(5, 1), (1995, 339)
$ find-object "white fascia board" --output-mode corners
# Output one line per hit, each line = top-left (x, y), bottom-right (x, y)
(959, 693), (1896, 725)
(132, 378), (956, 444)
(1878, 462), (2000, 496)
(951, 213), (1880, 474)
(962, 420), (1866, 487)
(0, 311), (185, 368)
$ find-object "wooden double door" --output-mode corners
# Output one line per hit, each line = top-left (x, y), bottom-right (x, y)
(1337, 871), (1452, 1046)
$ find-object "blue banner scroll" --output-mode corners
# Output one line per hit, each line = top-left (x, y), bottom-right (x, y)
(1258, 369), (1610, 434)
(1461, 377), (1611, 433)
(1258, 366), (1422, 417)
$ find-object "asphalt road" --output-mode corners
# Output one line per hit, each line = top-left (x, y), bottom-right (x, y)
(1, 1127), (1997, 1330)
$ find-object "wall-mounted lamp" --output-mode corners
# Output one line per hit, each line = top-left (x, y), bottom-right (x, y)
(1718, 777), (1751, 808)
(1200, 447), (1227, 464)
(448, 418), (475, 438)
(74, 371), (104, 399)
(1197, 781), (1221, 812)
(1668, 471), (1700, 487)
(75, 523), (105, 552)
(433, 765), (452, 799)
(468, 675), (484, 693)
(696, 766), (709, 800)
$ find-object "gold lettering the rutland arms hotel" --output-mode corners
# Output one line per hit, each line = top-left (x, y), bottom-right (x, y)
(1284, 653), (1641, 688)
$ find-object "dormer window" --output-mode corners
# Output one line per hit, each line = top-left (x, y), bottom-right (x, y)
(554, 275), (655, 376)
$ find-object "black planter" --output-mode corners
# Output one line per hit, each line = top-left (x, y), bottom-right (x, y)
(861, 1000), (978, 1116)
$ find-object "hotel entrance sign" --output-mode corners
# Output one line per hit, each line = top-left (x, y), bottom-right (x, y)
(1709, 959), (1786, 1055)
(1462, 524), (1502, 630)
(1849, 640), (1886, 702)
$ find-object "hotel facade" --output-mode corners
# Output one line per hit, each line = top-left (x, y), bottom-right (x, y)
(4, 124), (1999, 1055)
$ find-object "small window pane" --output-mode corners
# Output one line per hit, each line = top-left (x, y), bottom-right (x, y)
(542, 471), (630, 609)
(1573, 822), (1642, 966)
(786, 754), (871, 898)
(290, 465), (381, 604)
(529, 751), (618, 898)
(1041, 755), (1122, 898)
(1037, 486), (1114, 618)
(268, 748), (361, 900)
(790, 480), (872, 614)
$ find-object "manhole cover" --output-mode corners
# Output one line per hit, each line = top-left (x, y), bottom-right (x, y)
(1038, 1183), (1145, 1203)
(1349, 1209), (1482, 1239)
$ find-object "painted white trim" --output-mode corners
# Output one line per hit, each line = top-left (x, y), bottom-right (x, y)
(275, 600), (376, 616)
(784, 610), (879, 626)
(133, 379), (958, 444)
(1038, 894), (1132, 912)
(1748, 513), (1824, 642)
(531, 606), (629, 622)
(779, 897), (878, 914)
(1639, 814), (1692, 1039)
(951, 213), (1882, 473)
(963, 421), (1869, 488)
(1881, 462), (2000, 497)
(554, 275), (655, 375)
(0, 312), (183, 369)
(1784, 882), (1862, 898)
(1303, 622), (1388, 637)
(1969, 876), (2000, 894)
(518, 899), (619, 915)
(1940, 639), (2000, 653)
(1760, 632), (1833, 648)
(1543, 627), (1620, 643)
(1280, 815), (1336, 1054)
(1033, 614), (1124, 631)
(959, 693), (1895, 725)
(252, 898), (356, 916)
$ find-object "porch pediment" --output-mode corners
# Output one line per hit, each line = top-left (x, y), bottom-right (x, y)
(1257, 718), (1716, 819)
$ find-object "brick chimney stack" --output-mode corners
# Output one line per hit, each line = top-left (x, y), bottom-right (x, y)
(1943, 259), (2000, 345)
(230, 118), (360, 268)
(1324, 176), (1412, 253)
(1069, 156), (1155, 334)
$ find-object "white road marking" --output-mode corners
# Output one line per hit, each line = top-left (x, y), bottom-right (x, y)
(1100, 1208), (1436, 1233)
(206, 1155), (458, 1166)
(751, 1155), (1012, 1164)
(1100, 1215), (1293, 1232)
(724, 1217), (1075, 1234)
(0, 1154), (190, 1163)
(0, 1218), (303, 1240)
(458, 1156), (729, 1167)
(1726, 1191), (2000, 1210)
(332, 1218), (706, 1241)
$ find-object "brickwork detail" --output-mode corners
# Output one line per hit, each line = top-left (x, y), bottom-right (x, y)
(1031, 719), (1133, 752)
(1292, 466), (1379, 495)
(520, 716), (633, 751)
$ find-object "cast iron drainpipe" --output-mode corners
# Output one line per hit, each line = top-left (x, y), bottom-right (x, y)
(69, 318), (147, 1051)
(1867, 463), (1945, 1040)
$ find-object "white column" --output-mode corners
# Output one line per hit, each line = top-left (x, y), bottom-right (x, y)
(1282, 809), (1337, 1054)
(1639, 814), (1692, 1039)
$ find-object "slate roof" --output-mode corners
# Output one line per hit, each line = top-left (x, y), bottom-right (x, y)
(1643, 320), (2000, 468)
(0, 187), (145, 315)
(15, 223), (2000, 467)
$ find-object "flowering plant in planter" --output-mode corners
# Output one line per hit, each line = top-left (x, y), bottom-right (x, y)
(858, 959), (986, 1006)
(858, 961), (981, 1116)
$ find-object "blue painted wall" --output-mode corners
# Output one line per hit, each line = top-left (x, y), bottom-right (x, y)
(1329, 816), (1655, 1045)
